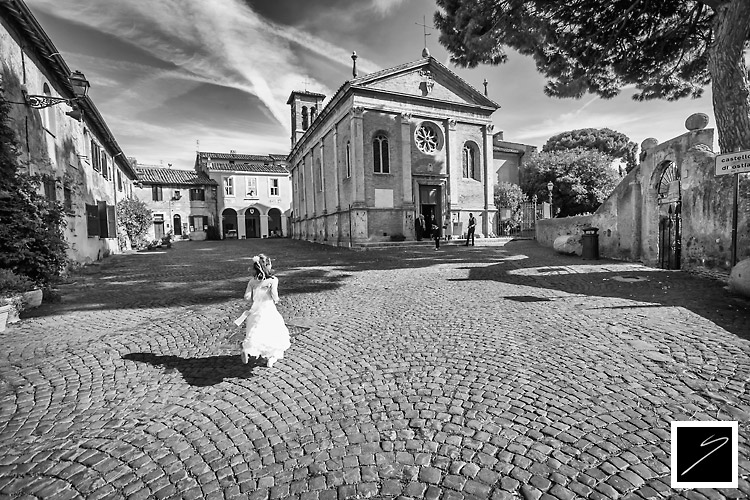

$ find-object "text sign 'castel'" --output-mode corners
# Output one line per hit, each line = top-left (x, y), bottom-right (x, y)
(715, 150), (750, 176)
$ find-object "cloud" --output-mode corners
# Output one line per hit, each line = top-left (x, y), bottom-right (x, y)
(370, 0), (408, 14)
(27, 0), (380, 128)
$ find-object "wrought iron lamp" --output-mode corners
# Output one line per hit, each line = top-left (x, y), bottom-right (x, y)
(547, 181), (553, 206)
(21, 70), (90, 109)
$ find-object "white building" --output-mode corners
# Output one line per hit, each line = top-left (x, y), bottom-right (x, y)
(194, 152), (292, 239)
(0, 0), (137, 263)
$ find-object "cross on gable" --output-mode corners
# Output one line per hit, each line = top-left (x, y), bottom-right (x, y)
(415, 15), (432, 50)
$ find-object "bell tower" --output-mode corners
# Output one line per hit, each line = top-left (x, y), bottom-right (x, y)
(287, 91), (326, 147)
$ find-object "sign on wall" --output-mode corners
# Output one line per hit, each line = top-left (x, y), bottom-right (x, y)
(715, 150), (750, 176)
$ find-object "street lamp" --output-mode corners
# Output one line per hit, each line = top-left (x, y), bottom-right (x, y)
(547, 181), (553, 204)
(21, 70), (90, 109)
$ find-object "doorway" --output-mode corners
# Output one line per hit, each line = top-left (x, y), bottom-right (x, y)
(222, 208), (237, 238)
(245, 208), (260, 238)
(419, 185), (441, 234)
(173, 214), (182, 236)
(656, 161), (681, 269)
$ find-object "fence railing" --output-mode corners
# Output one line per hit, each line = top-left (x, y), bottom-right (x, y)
(497, 201), (547, 238)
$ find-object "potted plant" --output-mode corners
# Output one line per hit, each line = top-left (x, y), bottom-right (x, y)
(0, 269), (39, 327)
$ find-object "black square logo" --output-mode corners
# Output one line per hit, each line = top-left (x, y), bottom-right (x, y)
(671, 421), (738, 488)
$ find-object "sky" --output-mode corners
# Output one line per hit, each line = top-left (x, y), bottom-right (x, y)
(27, 0), (719, 170)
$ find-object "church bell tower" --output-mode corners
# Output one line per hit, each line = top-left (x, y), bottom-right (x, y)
(286, 91), (326, 147)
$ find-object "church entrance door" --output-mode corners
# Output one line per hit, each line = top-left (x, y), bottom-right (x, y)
(419, 185), (441, 236)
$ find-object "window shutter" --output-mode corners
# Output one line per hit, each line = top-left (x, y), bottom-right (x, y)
(86, 204), (100, 237)
(107, 205), (116, 238)
(98, 201), (108, 238)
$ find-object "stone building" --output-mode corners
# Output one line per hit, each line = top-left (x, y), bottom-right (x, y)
(287, 51), (501, 246)
(536, 114), (749, 273)
(132, 165), (217, 241)
(0, 0), (137, 264)
(493, 132), (537, 185)
(194, 151), (291, 239)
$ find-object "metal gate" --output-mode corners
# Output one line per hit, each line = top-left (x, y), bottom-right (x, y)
(498, 200), (541, 238)
(657, 161), (681, 269)
(659, 203), (681, 269)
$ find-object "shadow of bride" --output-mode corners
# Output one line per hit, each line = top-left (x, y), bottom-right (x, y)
(123, 352), (264, 387)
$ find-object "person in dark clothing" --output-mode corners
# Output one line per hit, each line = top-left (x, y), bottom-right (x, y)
(465, 213), (476, 246)
(416, 214), (425, 241)
(430, 215), (440, 250)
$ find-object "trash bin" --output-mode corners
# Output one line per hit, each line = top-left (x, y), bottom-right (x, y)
(582, 227), (600, 260)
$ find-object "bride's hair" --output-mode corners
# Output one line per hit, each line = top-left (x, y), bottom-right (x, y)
(251, 254), (274, 280)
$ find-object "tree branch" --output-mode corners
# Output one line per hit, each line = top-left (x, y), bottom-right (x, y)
(695, 0), (726, 11)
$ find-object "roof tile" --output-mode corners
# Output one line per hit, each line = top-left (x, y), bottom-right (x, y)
(136, 167), (217, 185)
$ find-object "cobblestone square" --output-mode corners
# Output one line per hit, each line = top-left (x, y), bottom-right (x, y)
(1, 238), (749, 499)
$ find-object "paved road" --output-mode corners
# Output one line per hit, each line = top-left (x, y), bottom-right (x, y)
(1, 238), (749, 500)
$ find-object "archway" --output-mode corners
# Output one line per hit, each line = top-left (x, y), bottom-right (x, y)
(656, 161), (681, 269)
(222, 208), (237, 238)
(268, 208), (282, 237)
(244, 207), (261, 238)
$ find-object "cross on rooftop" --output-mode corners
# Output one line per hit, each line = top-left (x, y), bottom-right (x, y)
(415, 15), (432, 51)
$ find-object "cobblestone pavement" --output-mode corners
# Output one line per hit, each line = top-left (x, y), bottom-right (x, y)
(1, 238), (750, 500)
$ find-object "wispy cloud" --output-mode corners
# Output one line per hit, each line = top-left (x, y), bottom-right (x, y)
(371, 0), (409, 14)
(28, 0), (380, 128)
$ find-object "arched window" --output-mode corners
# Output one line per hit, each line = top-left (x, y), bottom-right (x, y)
(346, 141), (351, 178)
(463, 142), (480, 181)
(311, 106), (317, 123)
(373, 134), (389, 173)
(302, 106), (309, 130)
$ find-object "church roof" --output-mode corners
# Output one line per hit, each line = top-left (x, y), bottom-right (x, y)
(136, 167), (217, 186)
(289, 56), (499, 158)
(286, 90), (326, 105)
(350, 56), (499, 108)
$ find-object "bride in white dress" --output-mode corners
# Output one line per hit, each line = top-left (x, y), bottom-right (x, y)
(236, 254), (291, 368)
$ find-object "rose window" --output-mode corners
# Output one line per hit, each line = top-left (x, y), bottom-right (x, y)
(415, 125), (438, 154)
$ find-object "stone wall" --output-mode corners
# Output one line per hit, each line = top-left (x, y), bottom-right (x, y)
(535, 115), (750, 273)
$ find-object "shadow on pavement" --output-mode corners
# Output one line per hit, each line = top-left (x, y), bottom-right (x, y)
(453, 240), (750, 340)
(123, 353), (262, 387)
(25, 239), (750, 341)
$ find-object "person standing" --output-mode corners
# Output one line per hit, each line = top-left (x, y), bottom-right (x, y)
(235, 254), (291, 368)
(465, 213), (476, 246)
(416, 214), (425, 241)
(430, 215), (441, 250)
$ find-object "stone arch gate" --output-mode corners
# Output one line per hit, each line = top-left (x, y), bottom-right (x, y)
(655, 160), (682, 269)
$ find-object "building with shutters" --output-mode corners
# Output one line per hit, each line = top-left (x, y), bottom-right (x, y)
(0, 0), (137, 264)
(132, 165), (218, 241)
(194, 151), (292, 239)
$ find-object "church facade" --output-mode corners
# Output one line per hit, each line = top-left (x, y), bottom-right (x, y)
(287, 54), (501, 246)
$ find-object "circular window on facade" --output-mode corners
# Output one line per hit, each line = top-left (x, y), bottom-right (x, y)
(415, 123), (441, 154)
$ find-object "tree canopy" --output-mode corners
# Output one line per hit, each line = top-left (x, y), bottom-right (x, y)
(116, 197), (152, 249)
(520, 148), (620, 217)
(435, 0), (750, 153)
(543, 128), (638, 173)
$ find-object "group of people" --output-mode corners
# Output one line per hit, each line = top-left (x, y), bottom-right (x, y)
(416, 213), (476, 249)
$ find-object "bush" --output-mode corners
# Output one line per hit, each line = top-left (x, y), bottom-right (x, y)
(0, 269), (36, 298)
(0, 87), (68, 286)
(117, 197), (152, 249)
